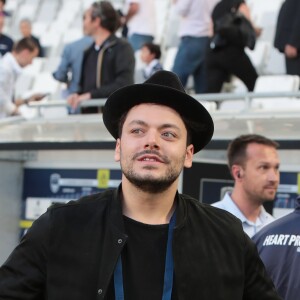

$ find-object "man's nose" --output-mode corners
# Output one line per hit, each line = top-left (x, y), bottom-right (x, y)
(144, 131), (159, 150)
(268, 168), (279, 182)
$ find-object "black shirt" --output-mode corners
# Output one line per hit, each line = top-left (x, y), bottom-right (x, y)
(81, 45), (99, 94)
(106, 216), (177, 300)
(0, 33), (13, 56)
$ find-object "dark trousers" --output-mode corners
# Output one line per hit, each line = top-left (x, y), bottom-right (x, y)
(205, 45), (258, 93)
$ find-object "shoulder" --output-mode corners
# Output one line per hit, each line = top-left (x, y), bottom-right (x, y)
(253, 210), (298, 243)
(180, 193), (243, 233)
(0, 34), (13, 43)
(48, 189), (114, 220)
(114, 36), (133, 49)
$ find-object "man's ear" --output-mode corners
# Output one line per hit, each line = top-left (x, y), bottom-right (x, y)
(232, 165), (243, 180)
(114, 138), (121, 162)
(184, 144), (194, 168)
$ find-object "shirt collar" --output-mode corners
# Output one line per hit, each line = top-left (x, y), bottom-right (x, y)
(223, 193), (271, 226)
(144, 59), (159, 77)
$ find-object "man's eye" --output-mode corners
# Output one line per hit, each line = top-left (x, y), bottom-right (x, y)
(162, 132), (176, 138)
(131, 129), (142, 134)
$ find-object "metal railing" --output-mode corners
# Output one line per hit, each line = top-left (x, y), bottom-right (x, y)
(27, 90), (300, 113)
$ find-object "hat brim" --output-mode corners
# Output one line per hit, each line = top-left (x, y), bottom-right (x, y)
(103, 83), (214, 153)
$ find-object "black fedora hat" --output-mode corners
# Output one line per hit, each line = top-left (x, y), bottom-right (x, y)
(102, 70), (214, 153)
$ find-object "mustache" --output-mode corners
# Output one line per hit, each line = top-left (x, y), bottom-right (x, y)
(132, 150), (170, 164)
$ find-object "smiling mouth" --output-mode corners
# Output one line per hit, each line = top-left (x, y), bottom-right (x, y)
(139, 156), (163, 163)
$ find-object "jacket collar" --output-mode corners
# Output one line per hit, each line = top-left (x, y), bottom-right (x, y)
(108, 184), (188, 231)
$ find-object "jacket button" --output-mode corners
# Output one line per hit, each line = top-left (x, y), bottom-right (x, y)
(98, 289), (102, 295)
(118, 239), (123, 244)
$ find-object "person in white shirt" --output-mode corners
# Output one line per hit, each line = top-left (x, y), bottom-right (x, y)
(212, 134), (280, 237)
(123, 0), (156, 51)
(172, 0), (219, 93)
(0, 37), (45, 118)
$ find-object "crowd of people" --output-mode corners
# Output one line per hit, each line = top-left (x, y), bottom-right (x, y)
(1, 0), (299, 118)
(0, 1), (299, 299)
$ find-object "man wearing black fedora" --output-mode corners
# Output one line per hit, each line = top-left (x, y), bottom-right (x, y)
(0, 71), (280, 299)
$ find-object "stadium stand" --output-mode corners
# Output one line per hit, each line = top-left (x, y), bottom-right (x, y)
(1, 0), (299, 115)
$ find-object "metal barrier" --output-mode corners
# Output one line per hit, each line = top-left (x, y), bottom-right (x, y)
(25, 90), (300, 115)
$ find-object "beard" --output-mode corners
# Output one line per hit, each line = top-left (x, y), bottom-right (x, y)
(121, 150), (185, 194)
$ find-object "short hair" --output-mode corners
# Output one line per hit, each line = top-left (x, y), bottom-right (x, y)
(142, 43), (161, 59)
(227, 134), (279, 169)
(91, 1), (119, 33)
(0, 0), (6, 5)
(13, 37), (38, 53)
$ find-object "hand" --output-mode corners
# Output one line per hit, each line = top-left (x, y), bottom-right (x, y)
(67, 93), (91, 110)
(285, 44), (298, 58)
(254, 27), (262, 37)
(29, 93), (48, 102)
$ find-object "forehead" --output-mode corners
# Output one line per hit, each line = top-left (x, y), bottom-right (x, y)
(84, 8), (92, 17)
(124, 103), (185, 126)
(20, 21), (30, 27)
(245, 143), (279, 162)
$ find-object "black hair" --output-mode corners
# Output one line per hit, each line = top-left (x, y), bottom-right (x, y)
(91, 1), (119, 33)
(142, 42), (161, 59)
(13, 37), (38, 53)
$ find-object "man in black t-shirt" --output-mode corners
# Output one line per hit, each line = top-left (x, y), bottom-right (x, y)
(67, 1), (135, 114)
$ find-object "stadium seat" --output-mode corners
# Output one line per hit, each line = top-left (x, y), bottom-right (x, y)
(251, 75), (300, 110)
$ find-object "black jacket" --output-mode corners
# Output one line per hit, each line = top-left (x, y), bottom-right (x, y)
(0, 187), (281, 300)
(79, 34), (135, 113)
(274, 0), (300, 52)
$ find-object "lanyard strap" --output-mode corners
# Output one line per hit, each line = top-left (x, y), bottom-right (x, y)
(114, 211), (176, 300)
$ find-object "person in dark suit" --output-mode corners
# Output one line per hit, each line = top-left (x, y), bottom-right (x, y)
(0, 70), (281, 299)
(274, 0), (300, 76)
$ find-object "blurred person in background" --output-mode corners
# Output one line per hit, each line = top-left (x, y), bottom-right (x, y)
(0, 12), (13, 57)
(205, 0), (260, 93)
(19, 18), (44, 57)
(0, 38), (46, 118)
(67, 1), (135, 114)
(0, 0), (10, 17)
(274, 0), (300, 77)
(140, 42), (163, 80)
(212, 134), (280, 237)
(53, 34), (93, 114)
(253, 195), (300, 300)
(122, 0), (156, 51)
(172, 0), (219, 94)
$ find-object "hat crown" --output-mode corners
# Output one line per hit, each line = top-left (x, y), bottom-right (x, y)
(144, 70), (186, 93)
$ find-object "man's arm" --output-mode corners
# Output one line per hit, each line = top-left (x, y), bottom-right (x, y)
(286, 1), (300, 57)
(0, 69), (17, 116)
(53, 44), (71, 83)
(0, 213), (49, 300)
(123, 0), (139, 24)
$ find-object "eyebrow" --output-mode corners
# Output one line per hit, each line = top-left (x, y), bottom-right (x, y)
(127, 120), (181, 131)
